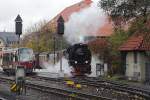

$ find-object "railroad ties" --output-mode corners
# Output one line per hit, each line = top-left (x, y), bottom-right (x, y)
(0, 73), (150, 100)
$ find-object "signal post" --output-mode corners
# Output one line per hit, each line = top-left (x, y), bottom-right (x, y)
(11, 15), (26, 95)
(57, 15), (65, 77)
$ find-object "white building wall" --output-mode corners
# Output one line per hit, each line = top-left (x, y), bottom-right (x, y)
(0, 38), (5, 51)
(138, 52), (148, 81)
(89, 56), (104, 77)
(126, 52), (147, 81)
(126, 52), (134, 78)
(126, 52), (140, 81)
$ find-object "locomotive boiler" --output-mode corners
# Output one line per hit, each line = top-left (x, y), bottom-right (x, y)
(65, 43), (91, 76)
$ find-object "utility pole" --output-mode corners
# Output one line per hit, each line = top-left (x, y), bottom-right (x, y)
(14, 14), (26, 95)
(53, 34), (56, 65)
(15, 14), (22, 65)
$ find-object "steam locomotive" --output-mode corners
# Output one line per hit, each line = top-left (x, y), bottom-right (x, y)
(65, 43), (91, 76)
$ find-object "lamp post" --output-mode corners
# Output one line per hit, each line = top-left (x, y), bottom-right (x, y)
(15, 15), (22, 44)
(15, 15), (22, 63)
(36, 32), (40, 69)
(14, 15), (26, 95)
(57, 15), (64, 73)
(53, 33), (56, 65)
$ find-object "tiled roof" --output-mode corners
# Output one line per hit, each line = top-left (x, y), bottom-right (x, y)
(119, 33), (150, 51)
(0, 32), (18, 44)
(46, 0), (113, 37)
(88, 38), (108, 46)
(96, 19), (113, 37)
(49, 0), (91, 23)
(88, 37), (110, 53)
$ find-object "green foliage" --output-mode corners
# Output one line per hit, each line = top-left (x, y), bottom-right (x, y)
(128, 17), (150, 35)
(99, 0), (150, 25)
(108, 29), (129, 74)
(22, 20), (69, 52)
(25, 37), (37, 51)
(109, 29), (129, 56)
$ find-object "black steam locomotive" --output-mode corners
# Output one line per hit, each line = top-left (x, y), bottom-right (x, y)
(65, 43), (91, 76)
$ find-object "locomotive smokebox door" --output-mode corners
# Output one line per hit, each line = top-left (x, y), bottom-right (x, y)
(15, 65), (25, 83)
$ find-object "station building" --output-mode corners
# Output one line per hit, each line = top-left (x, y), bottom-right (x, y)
(0, 32), (18, 51)
(119, 33), (150, 82)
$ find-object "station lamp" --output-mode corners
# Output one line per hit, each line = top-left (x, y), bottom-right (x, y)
(56, 15), (65, 75)
(15, 15), (22, 37)
(57, 15), (64, 35)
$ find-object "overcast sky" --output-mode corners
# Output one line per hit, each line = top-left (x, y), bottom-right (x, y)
(0, 0), (84, 32)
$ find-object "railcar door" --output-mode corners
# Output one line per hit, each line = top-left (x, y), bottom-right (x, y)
(2, 53), (13, 71)
(2, 53), (9, 68)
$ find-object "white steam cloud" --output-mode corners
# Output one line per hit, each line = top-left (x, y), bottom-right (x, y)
(36, 1), (107, 77)
(36, 57), (72, 77)
(64, 1), (106, 44)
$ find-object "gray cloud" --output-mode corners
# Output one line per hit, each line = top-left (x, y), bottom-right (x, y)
(0, 0), (82, 32)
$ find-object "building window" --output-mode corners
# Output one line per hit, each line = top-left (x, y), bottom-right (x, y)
(134, 51), (137, 64)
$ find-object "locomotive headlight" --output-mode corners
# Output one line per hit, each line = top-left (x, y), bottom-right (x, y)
(85, 60), (88, 64)
(75, 61), (77, 64)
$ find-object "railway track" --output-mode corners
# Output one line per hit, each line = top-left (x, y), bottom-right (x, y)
(0, 75), (113, 100)
(29, 74), (150, 100)
(72, 77), (150, 99)
(0, 71), (150, 100)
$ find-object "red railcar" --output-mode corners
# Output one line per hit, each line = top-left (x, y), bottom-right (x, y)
(0, 47), (35, 74)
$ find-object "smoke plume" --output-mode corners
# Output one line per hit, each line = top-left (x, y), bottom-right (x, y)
(64, 1), (106, 44)
(36, 57), (72, 77)
(36, 1), (107, 77)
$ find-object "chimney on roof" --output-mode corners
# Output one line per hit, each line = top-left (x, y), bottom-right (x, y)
(84, 0), (92, 4)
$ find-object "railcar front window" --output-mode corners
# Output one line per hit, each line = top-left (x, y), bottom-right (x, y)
(19, 48), (33, 62)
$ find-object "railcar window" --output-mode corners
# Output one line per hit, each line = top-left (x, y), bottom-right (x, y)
(15, 55), (18, 61)
(3, 54), (9, 62)
(19, 48), (33, 61)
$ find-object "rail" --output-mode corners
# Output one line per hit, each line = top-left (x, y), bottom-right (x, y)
(0, 76), (112, 100)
